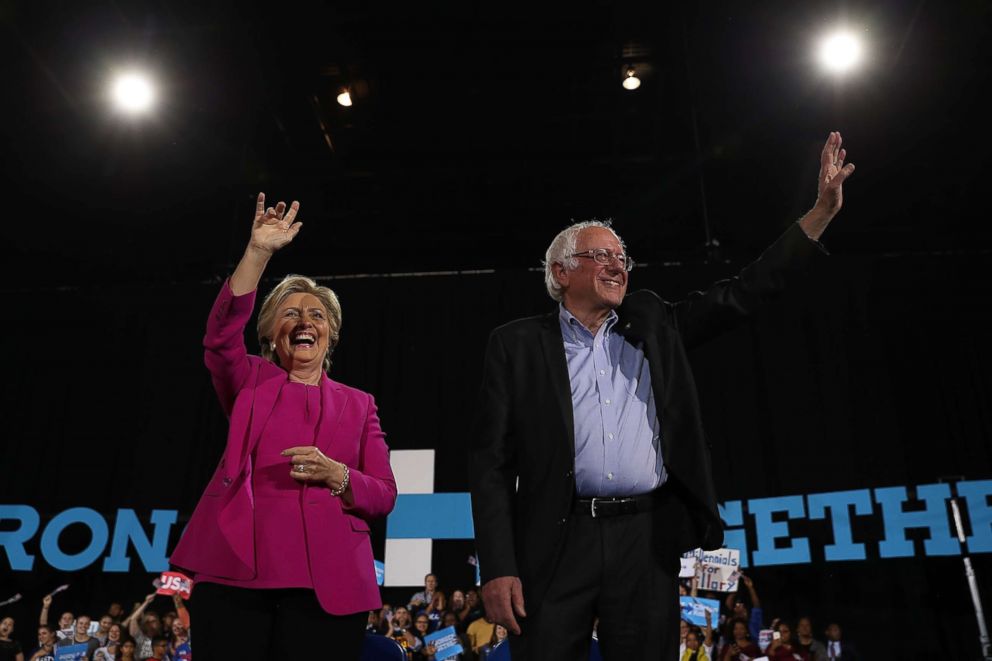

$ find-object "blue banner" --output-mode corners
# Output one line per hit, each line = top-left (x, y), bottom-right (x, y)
(424, 625), (464, 660)
(55, 644), (88, 661)
(679, 596), (720, 627)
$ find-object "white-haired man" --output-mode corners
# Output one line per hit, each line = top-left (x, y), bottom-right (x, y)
(470, 132), (855, 660)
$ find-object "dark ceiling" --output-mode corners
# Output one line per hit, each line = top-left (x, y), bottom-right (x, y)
(2, 1), (989, 287)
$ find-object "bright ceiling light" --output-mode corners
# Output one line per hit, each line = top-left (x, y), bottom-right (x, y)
(336, 90), (353, 107)
(622, 67), (641, 90)
(818, 30), (864, 74)
(111, 72), (155, 114)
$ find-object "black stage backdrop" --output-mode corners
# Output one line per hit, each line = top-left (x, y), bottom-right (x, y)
(2, 232), (991, 658)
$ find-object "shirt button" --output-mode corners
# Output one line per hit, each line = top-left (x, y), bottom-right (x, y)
(605, 399), (611, 405)
(599, 369), (606, 376)
(607, 472), (614, 480)
(222, 477), (232, 486)
(608, 433), (614, 440)
(559, 518), (567, 525)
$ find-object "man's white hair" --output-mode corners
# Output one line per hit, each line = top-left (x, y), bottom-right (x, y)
(542, 219), (626, 302)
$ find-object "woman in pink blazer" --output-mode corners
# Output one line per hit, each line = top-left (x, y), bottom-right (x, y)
(170, 193), (397, 659)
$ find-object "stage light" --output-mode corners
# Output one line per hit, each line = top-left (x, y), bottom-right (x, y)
(818, 30), (863, 74)
(336, 90), (353, 107)
(111, 72), (155, 114)
(622, 67), (641, 90)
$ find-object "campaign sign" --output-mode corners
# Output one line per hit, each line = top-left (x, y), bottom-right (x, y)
(156, 571), (193, 598)
(424, 625), (464, 660)
(678, 596), (720, 627)
(681, 548), (741, 592)
(56, 643), (88, 661)
(374, 560), (385, 586)
(758, 629), (774, 651)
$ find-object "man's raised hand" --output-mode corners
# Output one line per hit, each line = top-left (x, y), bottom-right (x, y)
(815, 131), (856, 217)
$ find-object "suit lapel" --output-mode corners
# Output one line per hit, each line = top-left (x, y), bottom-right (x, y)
(539, 312), (576, 460)
(240, 370), (283, 472)
(316, 375), (348, 456)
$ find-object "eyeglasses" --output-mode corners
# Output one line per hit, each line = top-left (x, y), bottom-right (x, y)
(569, 248), (635, 271)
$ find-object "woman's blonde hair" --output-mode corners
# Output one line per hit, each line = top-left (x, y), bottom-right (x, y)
(257, 275), (342, 372)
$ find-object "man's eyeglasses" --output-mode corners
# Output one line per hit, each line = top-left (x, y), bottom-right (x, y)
(569, 248), (635, 272)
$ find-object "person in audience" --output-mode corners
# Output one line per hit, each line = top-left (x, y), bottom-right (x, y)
(766, 621), (808, 661)
(167, 618), (191, 661)
(0, 617), (24, 661)
(147, 637), (168, 661)
(124, 594), (162, 660)
(118, 638), (136, 661)
(105, 624), (123, 649)
(724, 573), (763, 642)
(478, 625), (508, 660)
(411, 615), (433, 660)
(680, 628), (710, 661)
(410, 574), (439, 611)
(159, 613), (176, 643)
(466, 613), (495, 655)
(440, 611), (473, 660)
(107, 604), (125, 624)
(794, 616), (827, 661)
(55, 615), (101, 659)
(719, 618), (761, 661)
(38, 596), (72, 641)
(28, 625), (56, 661)
(423, 592), (446, 631)
(824, 622), (860, 661)
(386, 607), (422, 656)
(459, 590), (484, 627)
(449, 590), (466, 618)
(93, 615), (114, 646)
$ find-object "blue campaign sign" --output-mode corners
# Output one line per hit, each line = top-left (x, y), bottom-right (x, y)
(374, 559), (385, 586)
(56, 643), (88, 661)
(679, 596), (720, 627)
(424, 625), (464, 660)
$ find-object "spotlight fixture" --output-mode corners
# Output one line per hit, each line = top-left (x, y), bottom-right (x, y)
(111, 72), (155, 114)
(818, 30), (864, 74)
(336, 90), (353, 107)
(622, 67), (641, 90)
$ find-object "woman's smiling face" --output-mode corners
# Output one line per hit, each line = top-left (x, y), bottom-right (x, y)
(271, 292), (330, 369)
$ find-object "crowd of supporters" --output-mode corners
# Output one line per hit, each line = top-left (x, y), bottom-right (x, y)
(676, 572), (860, 661)
(0, 591), (189, 661)
(362, 572), (861, 661)
(0, 570), (861, 660)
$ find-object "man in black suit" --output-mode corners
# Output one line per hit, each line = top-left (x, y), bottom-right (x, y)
(469, 132), (856, 660)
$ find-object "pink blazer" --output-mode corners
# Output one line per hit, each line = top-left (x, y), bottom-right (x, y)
(170, 281), (397, 615)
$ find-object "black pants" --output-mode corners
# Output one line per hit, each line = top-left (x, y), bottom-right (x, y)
(194, 582), (368, 660)
(509, 506), (680, 661)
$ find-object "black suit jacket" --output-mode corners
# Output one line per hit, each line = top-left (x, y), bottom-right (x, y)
(469, 224), (826, 608)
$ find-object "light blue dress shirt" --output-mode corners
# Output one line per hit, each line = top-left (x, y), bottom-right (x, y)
(559, 304), (667, 497)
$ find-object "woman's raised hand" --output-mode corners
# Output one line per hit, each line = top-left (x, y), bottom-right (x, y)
(249, 192), (301, 255)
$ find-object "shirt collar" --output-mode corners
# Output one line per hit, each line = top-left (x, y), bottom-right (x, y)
(559, 303), (618, 340)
